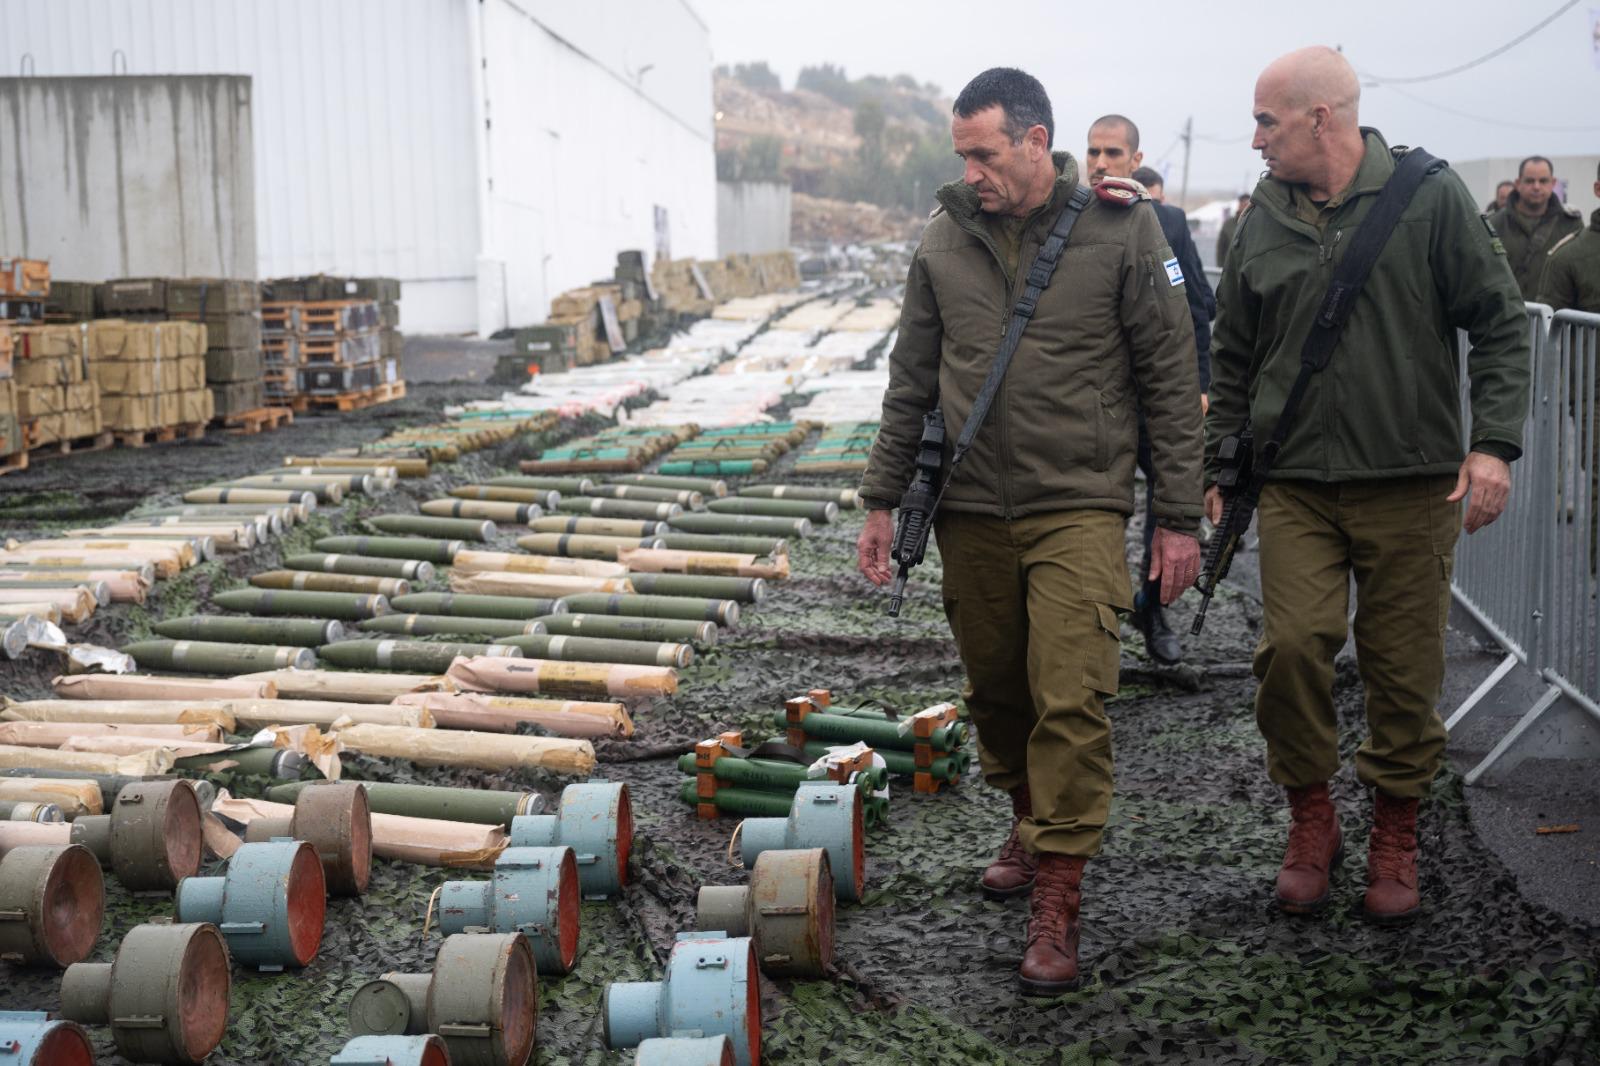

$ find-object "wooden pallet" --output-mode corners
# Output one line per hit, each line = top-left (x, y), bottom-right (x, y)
(0, 449), (27, 476)
(303, 380), (406, 412)
(113, 421), (206, 448)
(217, 406), (295, 435)
(27, 429), (115, 462)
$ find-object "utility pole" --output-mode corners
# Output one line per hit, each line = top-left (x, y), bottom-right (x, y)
(1179, 116), (1193, 208)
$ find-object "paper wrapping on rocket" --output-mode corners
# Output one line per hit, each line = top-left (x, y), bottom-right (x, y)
(446, 654), (677, 700)
(332, 721), (596, 776)
(393, 691), (633, 738)
(213, 793), (508, 869)
(52, 674), (277, 701)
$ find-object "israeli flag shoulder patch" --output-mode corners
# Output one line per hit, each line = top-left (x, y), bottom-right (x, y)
(1163, 257), (1184, 286)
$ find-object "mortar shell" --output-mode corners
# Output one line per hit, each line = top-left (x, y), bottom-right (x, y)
(121, 638), (317, 673)
(151, 615), (345, 646)
(368, 514), (496, 542)
(314, 536), (464, 565)
(251, 570), (411, 597)
(284, 553), (435, 581)
(0, 844), (105, 966)
(212, 588), (392, 621)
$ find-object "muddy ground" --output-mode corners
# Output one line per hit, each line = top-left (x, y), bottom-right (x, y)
(2, 383), (1597, 1064)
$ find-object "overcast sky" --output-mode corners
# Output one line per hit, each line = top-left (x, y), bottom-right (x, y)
(692, 0), (1600, 196)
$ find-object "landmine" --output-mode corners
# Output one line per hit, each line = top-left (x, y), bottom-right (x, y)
(635, 1036), (737, 1066)
(696, 848), (834, 978)
(0, 843), (105, 966)
(176, 839), (325, 970)
(604, 934), (761, 1066)
(0, 1012), (96, 1064)
(331, 1035), (451, 1066)
(507, 782), (631, 897)
(241, 781), (371, 896)
(436, 846), (580, 973)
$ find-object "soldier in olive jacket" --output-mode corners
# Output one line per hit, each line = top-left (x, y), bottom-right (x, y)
(857, 68), (1203, 996)
(1208, 47), (1529, 925)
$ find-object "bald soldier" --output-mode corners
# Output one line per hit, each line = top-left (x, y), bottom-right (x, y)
(859, 67), (1203, 993)
(1208, 47), (1528, 922)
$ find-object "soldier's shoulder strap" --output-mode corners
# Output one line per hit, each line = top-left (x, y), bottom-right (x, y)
(1094, 176), (1149, 207)
(1547, 231), (1580, 257)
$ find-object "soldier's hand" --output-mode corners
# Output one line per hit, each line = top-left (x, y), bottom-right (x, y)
(858, 508), (895, 586)
(1448, 451), (1512, 533)
(1149, 526), (1202, 606)
(1204, 485), (1224, 526)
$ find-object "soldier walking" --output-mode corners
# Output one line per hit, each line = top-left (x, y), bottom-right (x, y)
(1490, 156), (1584, 301)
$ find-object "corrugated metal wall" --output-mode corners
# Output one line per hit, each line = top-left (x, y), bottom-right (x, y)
(0, 0), (717, 335)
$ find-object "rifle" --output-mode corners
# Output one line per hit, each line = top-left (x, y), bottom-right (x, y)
(887, 409), (945, 617)
(1189, 424), (1254, 635)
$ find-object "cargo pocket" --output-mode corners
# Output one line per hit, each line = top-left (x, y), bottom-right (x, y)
(1082, 600), (1123, 696)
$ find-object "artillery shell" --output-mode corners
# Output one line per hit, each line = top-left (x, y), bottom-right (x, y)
(284, 553), (435, 581)
(212, 588), (391, 620)
(313, 536), (464, 565)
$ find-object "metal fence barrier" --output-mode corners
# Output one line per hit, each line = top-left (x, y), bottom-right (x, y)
(1447, 305), (1600, 783)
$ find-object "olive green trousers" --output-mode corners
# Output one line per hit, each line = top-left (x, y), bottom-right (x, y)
(934, 509), (1131, 857)
(1253, 476), (1460, 798)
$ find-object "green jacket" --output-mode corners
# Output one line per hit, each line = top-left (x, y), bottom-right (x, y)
(1216, 214), (1239, 271)
(1490, 193), (1584, 300)
(1206, 129), (1529, 484)
(860, 152), (1204, 531)
(1536, 208), (1600, 314)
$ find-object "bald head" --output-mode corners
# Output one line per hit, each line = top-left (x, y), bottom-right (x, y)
(1251, 46), (1368, 195)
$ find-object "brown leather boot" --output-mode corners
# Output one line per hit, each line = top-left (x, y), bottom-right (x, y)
(1275, 783), (1343, 914)
(980, 786), (1038, 900)
(1018, 853), (1084, 996)
(1364, 792), (1421, 923)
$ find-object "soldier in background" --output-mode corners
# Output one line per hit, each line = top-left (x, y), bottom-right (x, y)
(1484, 179), (1514, 214)
(1216, 193), (1251, 269)
(1536, 161), (1600, 313)
(1490, 156), (1584, 299)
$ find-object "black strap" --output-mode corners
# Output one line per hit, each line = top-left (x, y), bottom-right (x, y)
(944, 185), (1093, 487)
(721, 739), (811, 765)
(1256, 148), (1444, 471)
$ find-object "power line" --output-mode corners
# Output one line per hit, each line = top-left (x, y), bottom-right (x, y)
(1358, 0), (1581, 84)
(1378, 83), (1600, 133)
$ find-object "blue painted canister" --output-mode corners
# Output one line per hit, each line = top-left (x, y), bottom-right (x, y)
(175, 839), (326, 971)
(437, 846), (579, 974)
(0, 1010), (96, 1065)
(635, 1035), (735, 1065)
(508, 781), (631, 898)
(604, 934), (760, 1066)
(330, 1033), (451, 1066)
(738, 782), (864, 900)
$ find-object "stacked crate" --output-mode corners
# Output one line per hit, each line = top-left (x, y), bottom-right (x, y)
(262, 275), (403, 407)
(43, 281), (97, 323)
(88, 319), (212, 444)
(11, 324), (105, 453)
(167, 278), (267, 419)
(0, 257), (50, 324)
(0, 327), (20, 470)
(297, 298), (382, 396)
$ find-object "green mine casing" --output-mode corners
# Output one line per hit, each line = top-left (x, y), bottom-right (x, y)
(223, 475), (345, 502)
(587, 484), (702, 508)
(534, 613), (717, 649)
(706, 497), (839, 523)
(313, 536), (464, 565)
(678, 780), (794, 817)
(799, 740), (966, 782)
(776, 709), (968, 753)
(389, 592), (564, 621)
(554, 497), (682, 521)
(317, 638), (519, 672)
(491, 633), (692, 668)
(264, 780), (540, 824)
(611, 473), (729, 496)
(449, 485), (561, 509)
(368, 515), (495, 542)
(121, 638), (316, 673)
(212, 588), (392, 620)
(183, 487), (316, 507)
(485, 475), (592, 495)
(250, 570), (411, 597)
(284, 553), (435, 581)
(655, 533), (788, 557)
(525, 517), (667, 537)
(357, 614), (544, 638)
(558, 592), (739, 628)
(739, 485), (863, 507)
(667, 513), (811, 539)
(624, 573), (766, 604)
(420, 500), (538, 524)
(152, 615), (345, 645)
(514, 533), (664, 560)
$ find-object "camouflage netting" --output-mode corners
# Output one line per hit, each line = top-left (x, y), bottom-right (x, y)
(2, 387), (1597, 1064)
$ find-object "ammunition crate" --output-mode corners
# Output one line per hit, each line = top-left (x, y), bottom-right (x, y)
(263, 334), (301, 366)
(0, 258), (50, 298)
(300, 332), (379, 364)
(204, 347), (264, 384)
(100, 277), (168, 313)
(301, 300), (380, 335)
(298, 360), (381, 395)
(261, 303), (302, 334)
(210, 378), (266, 416)
(44, 280), (97, 320)
(0, 298), (45, 323)
(167, 278), (259, 315)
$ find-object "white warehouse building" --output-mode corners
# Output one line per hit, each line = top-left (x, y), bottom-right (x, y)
(0, 0), (718, 336)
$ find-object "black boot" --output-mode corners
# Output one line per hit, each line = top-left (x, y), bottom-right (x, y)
(1132, 587), (1182, 664)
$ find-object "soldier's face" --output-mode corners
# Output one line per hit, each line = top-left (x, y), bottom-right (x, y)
(1249, 94), (1317, 183)
(1084, 123), (1141, 186)
(1516, 163), (1554, 209)
(952, 106), (1045, 215)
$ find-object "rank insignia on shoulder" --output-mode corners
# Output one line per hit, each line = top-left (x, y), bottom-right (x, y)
(1094, 177), (1146, 206)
